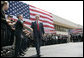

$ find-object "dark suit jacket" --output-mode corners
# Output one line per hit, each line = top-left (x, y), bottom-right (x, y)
(31, 21), (45, 38)
(1, 9), (6, 23)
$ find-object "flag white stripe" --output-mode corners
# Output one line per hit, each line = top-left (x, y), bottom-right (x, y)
(30, 11), (53, 19)
(30, 15), (53, 23)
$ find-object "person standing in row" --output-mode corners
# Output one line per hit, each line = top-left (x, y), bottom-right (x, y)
(1, 1), (9, 47)
(6, 15), (14, 46)
(14, 14), (32, 57)
(14, 14), (24, 57)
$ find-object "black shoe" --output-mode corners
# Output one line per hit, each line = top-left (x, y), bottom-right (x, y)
(38, 55), (41, 57)
(19, 52), (25, 56)
(37, 54), (41, 57)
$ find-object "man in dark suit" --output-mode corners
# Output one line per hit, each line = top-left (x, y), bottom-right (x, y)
(31, 15), (45, 57)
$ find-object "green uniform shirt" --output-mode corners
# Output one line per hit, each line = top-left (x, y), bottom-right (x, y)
(18, 19), (23, 24)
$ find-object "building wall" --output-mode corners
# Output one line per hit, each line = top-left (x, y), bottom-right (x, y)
(52, 14), (83, 29)
(51, 13), (83, 35)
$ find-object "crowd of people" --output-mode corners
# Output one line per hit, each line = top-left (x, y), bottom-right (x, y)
(1, 1), (32, 57)
(1, 1), (83, 57)
(70, 34), (83, 42)
(41, 34), (68, 46)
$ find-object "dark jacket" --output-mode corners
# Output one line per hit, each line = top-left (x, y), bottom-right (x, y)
(31, 21), (45, 38)
(1, 9), (7, 24)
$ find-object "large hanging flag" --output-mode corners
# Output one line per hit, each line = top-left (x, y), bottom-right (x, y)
(6, 1), (56, 33)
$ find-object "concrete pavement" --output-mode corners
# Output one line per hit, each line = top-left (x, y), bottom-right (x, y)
(22, 42), (83, 57)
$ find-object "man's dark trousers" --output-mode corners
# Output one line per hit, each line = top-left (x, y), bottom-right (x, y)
(34, 31), (41, 56)
(14, 30), (22, 57)
(31, 21), (44, 56)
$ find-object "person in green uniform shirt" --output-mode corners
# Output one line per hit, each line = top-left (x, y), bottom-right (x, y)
(14, 14), (33, 57)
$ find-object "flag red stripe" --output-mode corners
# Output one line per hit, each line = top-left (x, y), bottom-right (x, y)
(43, 25), (55, 29)
(29, 8), (52, 18)
(24, 21), (31, 25)
(30, 13), (53, 21)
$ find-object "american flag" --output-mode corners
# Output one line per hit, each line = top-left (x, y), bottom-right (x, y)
(70, 28), (83, 34)
(6, 1), (55, 33)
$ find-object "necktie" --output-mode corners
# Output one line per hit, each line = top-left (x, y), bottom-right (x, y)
(37, 20), (39, 31)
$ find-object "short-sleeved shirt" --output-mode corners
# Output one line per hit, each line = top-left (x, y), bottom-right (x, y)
(15, 19), (23, 30)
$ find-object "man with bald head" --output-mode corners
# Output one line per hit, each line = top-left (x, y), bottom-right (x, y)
(31, 15), (45, 57)
(14, 14), (32, 57)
